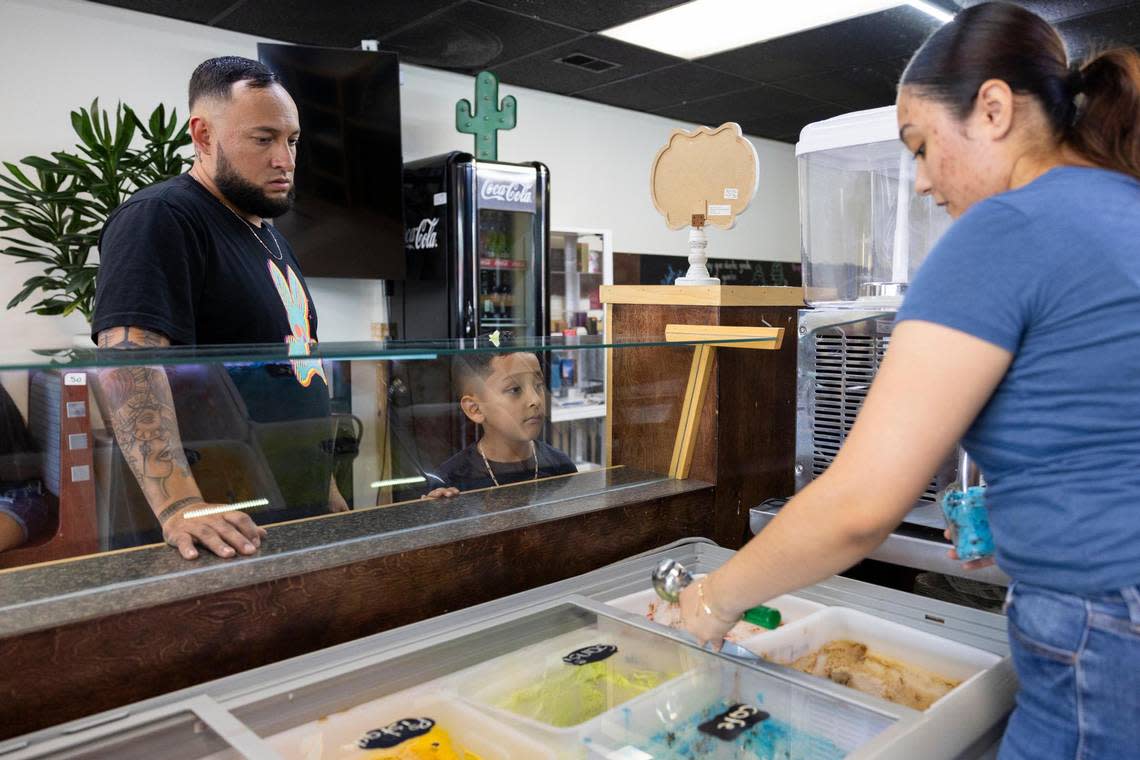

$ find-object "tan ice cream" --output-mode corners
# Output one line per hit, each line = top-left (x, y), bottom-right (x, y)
(790, 640), (960, 710)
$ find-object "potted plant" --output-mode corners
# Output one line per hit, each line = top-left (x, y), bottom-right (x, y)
(0, 100), (192, 324)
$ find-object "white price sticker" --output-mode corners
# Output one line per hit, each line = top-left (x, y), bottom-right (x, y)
(707, 204), (732, 216)
(723, 187), (739, 200)
(64, 372), (86, 386)
(433, 192), (447, 206)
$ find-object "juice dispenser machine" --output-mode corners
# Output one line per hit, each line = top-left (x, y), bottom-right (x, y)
(754, 106), (1007, 585)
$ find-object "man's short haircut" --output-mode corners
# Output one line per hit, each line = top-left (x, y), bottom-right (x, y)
(189, 56), (280, 110)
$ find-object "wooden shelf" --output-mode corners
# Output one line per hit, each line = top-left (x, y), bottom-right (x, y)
(480, 258), (527, 270)
(551, 401), (606, 423)
(601, 285), (803, 307)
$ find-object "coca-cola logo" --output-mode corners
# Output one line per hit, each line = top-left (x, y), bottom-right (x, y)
(405, 218), (439, 250)
(480, 180), (533, 204)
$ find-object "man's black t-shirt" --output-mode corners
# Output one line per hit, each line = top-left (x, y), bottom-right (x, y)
(425, 441), (577, 492)
(93, 173), (322, 348)
(92, 174), (333, 532)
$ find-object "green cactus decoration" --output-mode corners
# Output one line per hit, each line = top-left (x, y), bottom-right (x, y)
(456, 70), (516, 161)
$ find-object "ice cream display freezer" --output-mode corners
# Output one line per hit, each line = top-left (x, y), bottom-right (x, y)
(0, 540), (1015, 760)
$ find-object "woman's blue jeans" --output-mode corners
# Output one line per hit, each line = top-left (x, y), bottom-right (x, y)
(999, 581), (1140, 759)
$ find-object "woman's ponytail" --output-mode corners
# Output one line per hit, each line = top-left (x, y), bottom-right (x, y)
(1068, 49), (1140, 181)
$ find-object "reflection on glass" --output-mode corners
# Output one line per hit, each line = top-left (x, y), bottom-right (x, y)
(0, 382), (50, 553)
(182, 498), (270, 520)
(0, 335), (773, 570)
(420, 352), (576, 495)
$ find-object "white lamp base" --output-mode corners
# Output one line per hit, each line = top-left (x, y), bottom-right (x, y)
(674, 224), (719, 287)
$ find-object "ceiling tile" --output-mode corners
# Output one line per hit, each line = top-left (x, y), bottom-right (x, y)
(739, 102), (849, 143)
(379, 2), (583, 72)
(87, 0), (238, 24)
(654, 85), (835, 127)
(698, 6), (941, 84)
(82, 0), (1140, 146)
(477, 0), (692, 33)
(576, 63), (754, 112)
(206, 0), (457, 46)
(495, 35), (681, 94)
(773, 57), (908, 111)
(950, 1), (1137, 23)
(1057, 3), (1140, 58)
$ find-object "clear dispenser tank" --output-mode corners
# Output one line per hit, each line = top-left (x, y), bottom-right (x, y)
(797, 106), (953, 308)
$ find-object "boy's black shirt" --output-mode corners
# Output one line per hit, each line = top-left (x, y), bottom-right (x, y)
(426, 440), (577, 491)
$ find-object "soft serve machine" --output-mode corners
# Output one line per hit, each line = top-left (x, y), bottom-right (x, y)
(751, 106), (1007, 587)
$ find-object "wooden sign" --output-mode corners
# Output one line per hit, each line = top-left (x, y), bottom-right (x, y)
(650, 123), (759, 230)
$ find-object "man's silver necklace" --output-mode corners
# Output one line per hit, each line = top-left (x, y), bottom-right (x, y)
(192, 169), (284, 261)
(478, 440), (538, 487)
(222, 202), (284, 261)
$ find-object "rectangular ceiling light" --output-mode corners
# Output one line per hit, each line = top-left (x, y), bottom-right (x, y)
(601, 1), (952, 60)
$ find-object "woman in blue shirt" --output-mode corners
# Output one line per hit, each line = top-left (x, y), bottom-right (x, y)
(680, 4), (1140, 757)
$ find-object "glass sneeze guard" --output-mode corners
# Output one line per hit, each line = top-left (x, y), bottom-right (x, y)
(0, 334), (774, 574)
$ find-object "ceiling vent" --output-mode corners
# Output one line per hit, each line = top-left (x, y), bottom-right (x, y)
(557, 53), (620, 73)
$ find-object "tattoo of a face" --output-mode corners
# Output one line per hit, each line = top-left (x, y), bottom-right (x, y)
(97, 327), (189, 503)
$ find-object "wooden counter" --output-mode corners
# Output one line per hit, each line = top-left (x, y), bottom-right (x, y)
(0, 469), (712, 739)
(603, 285), (803, 548)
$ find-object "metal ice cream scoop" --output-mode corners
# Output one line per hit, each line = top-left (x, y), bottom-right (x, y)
(650, 557), (764, 661)
(651, 558), (783, 631)
(651, 558), (694, 603)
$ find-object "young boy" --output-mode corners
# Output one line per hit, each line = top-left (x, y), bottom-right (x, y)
(423, 351), (576, 496)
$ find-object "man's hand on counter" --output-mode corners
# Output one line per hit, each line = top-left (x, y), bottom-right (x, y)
(328, 478), (350, 513)
(162, 502), (267, 560)
(421, 487), (460, 500)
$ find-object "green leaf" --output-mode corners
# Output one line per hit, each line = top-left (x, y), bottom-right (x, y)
(2, 162), (37, 190)
(7, 276), (57, 309)
(71, 109), (97, 150)
(20, 156), (58, 172)
(28, 297), (74, 316)
(0, 245), (56, 263)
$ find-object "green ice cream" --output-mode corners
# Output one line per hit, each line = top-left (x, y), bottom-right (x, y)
(498, 660), (669, 727)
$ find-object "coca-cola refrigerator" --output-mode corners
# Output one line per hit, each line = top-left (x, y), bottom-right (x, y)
(385, 153), (550, 499)
(392, 152), (550, 340)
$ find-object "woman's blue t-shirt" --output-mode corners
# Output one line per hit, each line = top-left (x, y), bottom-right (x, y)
(896, 166), (1140, 594)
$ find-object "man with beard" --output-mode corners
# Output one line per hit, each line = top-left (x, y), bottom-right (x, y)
(91, 57), (346, 560)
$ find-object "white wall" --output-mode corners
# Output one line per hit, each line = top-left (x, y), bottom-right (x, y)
(0, 0), (799, 351)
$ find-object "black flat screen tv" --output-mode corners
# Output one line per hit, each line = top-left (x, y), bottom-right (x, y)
(258, 43), (405, 280)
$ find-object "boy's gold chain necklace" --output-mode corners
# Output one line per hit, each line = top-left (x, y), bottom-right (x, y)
(478, 440), (538, 487)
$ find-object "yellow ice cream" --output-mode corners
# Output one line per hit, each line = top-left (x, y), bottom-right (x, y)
(498, 660), (668, 727)
(353, 725), (482, 760)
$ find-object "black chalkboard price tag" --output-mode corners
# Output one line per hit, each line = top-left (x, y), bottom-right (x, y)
(562, 644), (618, 666)
(358, 717), (435, 749)
(697, 704), (769, 742)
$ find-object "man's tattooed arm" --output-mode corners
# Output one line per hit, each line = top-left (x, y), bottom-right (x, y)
(95, 327), (204, 521)
(97, 326), (168, 350)
(94, 327), (265, 559)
